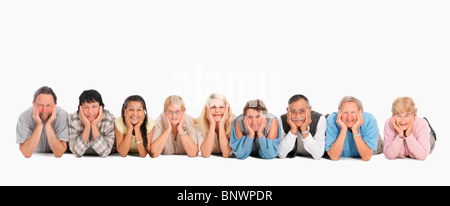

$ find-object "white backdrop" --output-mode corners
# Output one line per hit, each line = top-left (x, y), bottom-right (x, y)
(1, 0), (449, 186)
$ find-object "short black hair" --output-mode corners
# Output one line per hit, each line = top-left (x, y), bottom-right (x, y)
(288, 94), (310, 107)
(78, 89), (105, 111)
(33, 86), (57, 104)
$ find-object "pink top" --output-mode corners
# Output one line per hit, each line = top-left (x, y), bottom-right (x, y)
(383, 116), (431, 160)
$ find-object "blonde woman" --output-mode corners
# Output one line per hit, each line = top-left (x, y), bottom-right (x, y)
(195, 94), (236, 158)
(383, 97), (433, 160)
(150, 95), (202, 158)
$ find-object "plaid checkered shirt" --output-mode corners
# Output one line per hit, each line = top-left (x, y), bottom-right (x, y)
(68, 109), (116, 157)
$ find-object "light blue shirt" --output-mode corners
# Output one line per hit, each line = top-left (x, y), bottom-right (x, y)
(230, 114), (281, 159)
(325, 112), (379, 158)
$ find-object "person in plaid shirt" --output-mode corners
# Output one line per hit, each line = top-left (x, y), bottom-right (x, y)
(68, 89), (115, 157)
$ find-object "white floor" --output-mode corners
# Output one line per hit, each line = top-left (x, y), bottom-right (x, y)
(2, 146), (446, 186)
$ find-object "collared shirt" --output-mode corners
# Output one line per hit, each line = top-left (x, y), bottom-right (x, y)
(325, 112), (379, 158)
(383, 116), (430, 160)
(151, 113), (202, 155)
(278, 116), (326, 159)
(16, 106), (69, 153)
(229, 113), (281, 159)
(68, 109), (115, 157)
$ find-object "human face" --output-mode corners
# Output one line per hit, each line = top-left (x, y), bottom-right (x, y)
(340, 102), (360, 129)
(81, 101), (100, 123)
(288, 99), (310, 127)
(34, 94), (55, 122)
(165, 104), (184, 125)
(245, 109), (263, 132)
(208, 98), (225, 123)
(126, 101), (145, 125)
(393, 112), (414, 131)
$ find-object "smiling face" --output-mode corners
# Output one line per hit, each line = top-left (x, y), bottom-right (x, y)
(208, 98), (225, 123)
(288, 99), (310, 127)
(81, 101), (99, 123)
(393, 112), (414, 131)
(165, 104), (184, 125)
(391, 97), (417, 131)
(340, 102), (360, 129)
(34, 94), (56, 122)
(245, 108), (263, 131)
(126, 101), (145, 125)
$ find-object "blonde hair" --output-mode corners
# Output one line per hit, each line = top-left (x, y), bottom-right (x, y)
(194, 93), (235, 139)
(392, 97), (417, 116)
(163, 95), (186, 111)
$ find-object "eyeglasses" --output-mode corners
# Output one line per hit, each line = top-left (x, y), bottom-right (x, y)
(166, 110), (182, 115)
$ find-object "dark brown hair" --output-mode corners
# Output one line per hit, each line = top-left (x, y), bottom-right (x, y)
(243, 99), (267, 115)
(33, 86), (57, 104)
(121, 95), (149, 153)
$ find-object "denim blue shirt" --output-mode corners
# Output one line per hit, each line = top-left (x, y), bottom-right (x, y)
(325, 112), (379, 158)
(230, 114), (281, 159)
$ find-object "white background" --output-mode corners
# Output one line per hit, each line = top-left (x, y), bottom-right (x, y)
(0, 0), (449, 186)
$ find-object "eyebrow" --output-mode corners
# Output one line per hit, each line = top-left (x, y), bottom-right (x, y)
(289, 108), (306, 111)
(127, 107), (143, 109)
(168, 109), (182, 112)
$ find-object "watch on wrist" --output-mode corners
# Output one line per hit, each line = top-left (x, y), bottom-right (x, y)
(301, 128), (310, 135)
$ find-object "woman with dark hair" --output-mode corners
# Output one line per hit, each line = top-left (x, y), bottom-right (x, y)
(229, 99), (281, 159)
(68, 89), (116, 157)
(115, 95), (155, 157)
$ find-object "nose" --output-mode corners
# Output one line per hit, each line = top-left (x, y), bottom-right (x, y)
(88, 107), (95, 115)
(400, 116), (406, 123)
(343, 114), (351, 121)
(43, 106), (51, 114)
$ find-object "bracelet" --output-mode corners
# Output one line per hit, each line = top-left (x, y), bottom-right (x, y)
(136, 139), (143, 144)
(178, 131), (187, 137)
(354, 133), (361, 138)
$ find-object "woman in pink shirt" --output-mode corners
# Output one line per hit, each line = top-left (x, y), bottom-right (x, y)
(383, 97), (431, 160)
